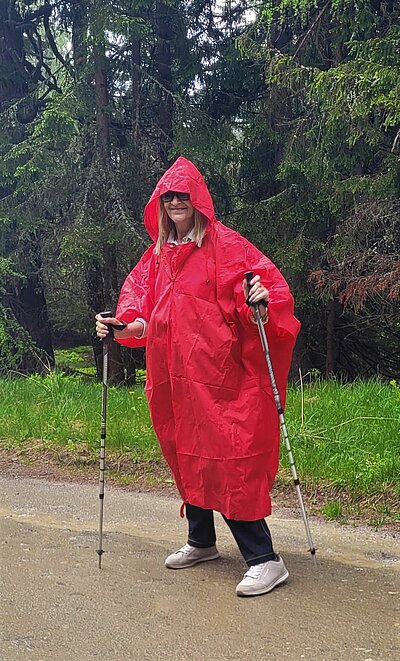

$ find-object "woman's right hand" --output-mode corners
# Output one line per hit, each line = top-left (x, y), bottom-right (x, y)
(95, 314), (121, 339)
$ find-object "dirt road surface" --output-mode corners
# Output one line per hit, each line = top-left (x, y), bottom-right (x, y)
(0, 476), (398, 661)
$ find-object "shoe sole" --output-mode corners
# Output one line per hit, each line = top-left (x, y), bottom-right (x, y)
(236, 569), (289, 597)
(165, 552), (220, 569)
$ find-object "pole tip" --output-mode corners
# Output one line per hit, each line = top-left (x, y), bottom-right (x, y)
(96, 548), (104, 569)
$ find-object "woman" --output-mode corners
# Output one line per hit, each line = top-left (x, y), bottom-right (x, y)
(96, 156), (300, 597)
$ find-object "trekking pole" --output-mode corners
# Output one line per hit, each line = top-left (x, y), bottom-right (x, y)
(96, 312), (128, 567)
(96, 311), (112, 569)
(245, 272), (317, 564)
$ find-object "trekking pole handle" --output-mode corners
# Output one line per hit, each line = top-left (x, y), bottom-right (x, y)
(244, 271), (269, 308)
(99, 310), (127, 338)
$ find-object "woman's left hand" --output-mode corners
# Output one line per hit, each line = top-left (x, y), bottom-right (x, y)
(243, 275), (269, 323)
(243, 274), (269, 306)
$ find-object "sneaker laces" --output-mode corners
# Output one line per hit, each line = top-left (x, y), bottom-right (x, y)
(245, 562), (267, 579)
(177, 543), (193, 555)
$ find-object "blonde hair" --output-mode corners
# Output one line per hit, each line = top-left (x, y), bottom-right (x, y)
(154, 201), (208, 254)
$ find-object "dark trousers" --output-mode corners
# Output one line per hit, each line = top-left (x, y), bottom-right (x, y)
(186, 503), (276, 567)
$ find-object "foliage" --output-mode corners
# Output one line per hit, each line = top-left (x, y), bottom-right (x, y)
(232, 0), (400, 376)
(0, 0), (399, 378)
(55, 346), (96, 375)
(310, 200), (400, 310)
(0, 305), (47, 374)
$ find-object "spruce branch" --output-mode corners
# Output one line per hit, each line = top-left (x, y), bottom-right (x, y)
(292, 1), (331, 60)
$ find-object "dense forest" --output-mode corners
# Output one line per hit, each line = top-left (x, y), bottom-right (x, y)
(1, 0), (399, 383)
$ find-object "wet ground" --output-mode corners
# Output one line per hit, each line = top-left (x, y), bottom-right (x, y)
(0, 476), (399, 660)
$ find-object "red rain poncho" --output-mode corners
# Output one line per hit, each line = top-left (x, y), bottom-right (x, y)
(116, 157), (300, 520)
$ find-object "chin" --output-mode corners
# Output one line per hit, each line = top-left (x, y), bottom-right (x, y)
(173, 215), (190, 223)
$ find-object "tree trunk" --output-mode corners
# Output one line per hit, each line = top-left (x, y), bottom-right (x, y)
(71, 0), (88, 74)
(0, 1), (27, 109)
(154, 1), (174, 166)
(94, 37), (111, 161)
(0, 3), (54, 373)
(6, 239), (55, 371)
(131, 37), (141, 145)
(326, 299), (340, 375)
(90, 13), (124, 385)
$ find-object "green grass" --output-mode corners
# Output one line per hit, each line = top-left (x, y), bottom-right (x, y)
(55, 346), (96, 376)
(0, 372), (159, 460)
(0, 373), (399, 510)
(282, 378), (400, 497)
(322, 501), (344, 520)
(54, 345), (146, 384)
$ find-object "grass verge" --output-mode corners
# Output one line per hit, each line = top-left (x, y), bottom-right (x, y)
(1, 373), (399, 527)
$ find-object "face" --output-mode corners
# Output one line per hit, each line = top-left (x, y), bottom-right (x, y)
(162, 192), (194, 227)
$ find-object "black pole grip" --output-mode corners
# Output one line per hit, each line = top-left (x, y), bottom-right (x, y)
(244, 271), (268, 308)
(99, 311), (115, 339)
(99, 311), (127, 333)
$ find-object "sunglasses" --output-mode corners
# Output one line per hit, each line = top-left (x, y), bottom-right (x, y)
(160, 191), (190, 203)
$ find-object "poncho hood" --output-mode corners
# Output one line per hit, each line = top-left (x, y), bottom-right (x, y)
(144, 156), (216, 240)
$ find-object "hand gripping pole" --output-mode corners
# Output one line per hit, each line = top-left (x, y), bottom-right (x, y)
(245, 272), (316, 564)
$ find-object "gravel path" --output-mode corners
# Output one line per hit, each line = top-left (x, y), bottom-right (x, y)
(0, 476), (399, 660)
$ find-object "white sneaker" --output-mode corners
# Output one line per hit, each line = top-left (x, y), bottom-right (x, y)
(236, 555), (289, 597)
(165, 543), (220, 569)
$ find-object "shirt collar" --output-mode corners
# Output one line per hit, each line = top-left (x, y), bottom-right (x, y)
(167, 227), (196, 245)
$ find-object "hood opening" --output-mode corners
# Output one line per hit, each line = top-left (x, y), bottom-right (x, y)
(144, 156), (216, 241)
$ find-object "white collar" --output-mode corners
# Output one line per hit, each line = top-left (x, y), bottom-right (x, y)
(167, 227), (196, 245)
